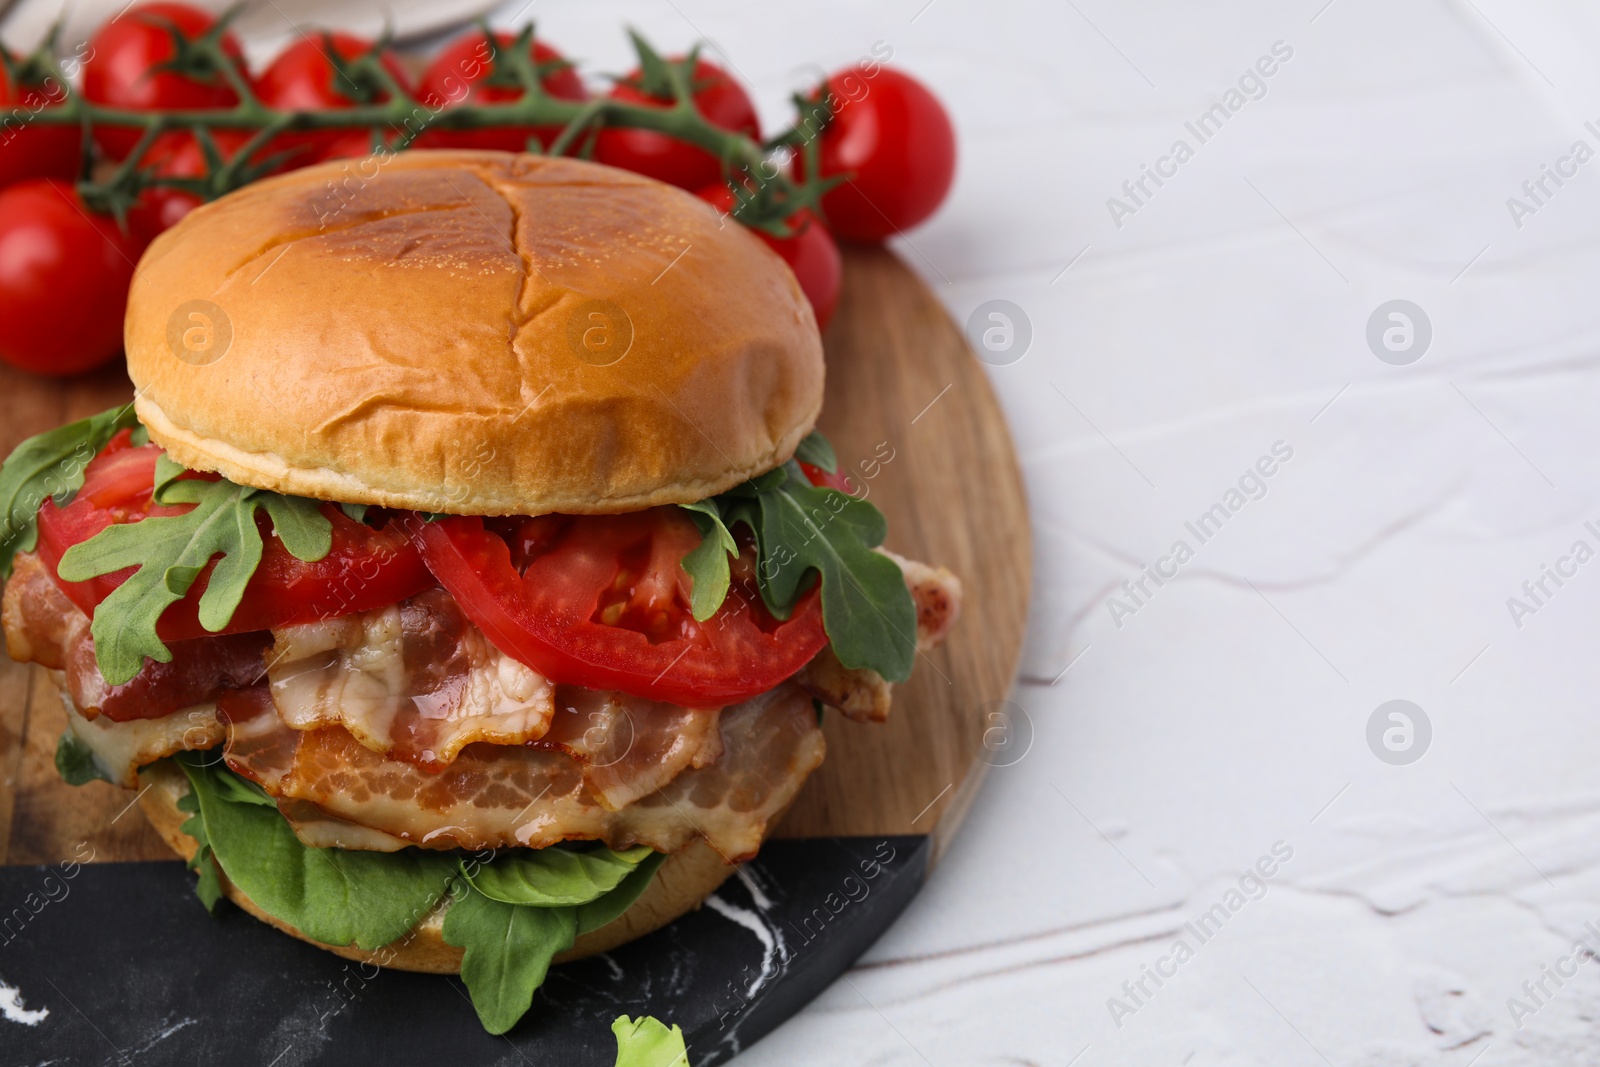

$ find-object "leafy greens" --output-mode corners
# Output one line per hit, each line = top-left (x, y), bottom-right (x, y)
(54, 731), (115, 786)
(676, 431), (916, 682)
(444, 847), (668, 1033)
(57, 473), (334, 686)
(612, 1014), (692, 1066)
(0, 404), (138, 577)
(167, 753), (667, 1035)
(175, 752), (457, 948)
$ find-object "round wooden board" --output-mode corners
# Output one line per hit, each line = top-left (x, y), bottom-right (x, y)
(0, 244), (1032, 870)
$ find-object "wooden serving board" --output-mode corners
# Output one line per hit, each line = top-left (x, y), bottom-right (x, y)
(0, 246), (1029, 1064)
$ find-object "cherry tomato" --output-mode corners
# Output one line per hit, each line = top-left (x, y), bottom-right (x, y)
(799, 67), (955, 241)
(414, 31), (586, 152)
(0, 57), (79, 185)
(81, 2), (245, 160)
(410, 510), (827, 707)
(696, 183), (841, 331)
(35, 436), (437, 639)
(311, 129), (398, 162)
(594, 59), (758, 190)
(0, 180), (139, 376)
(255, 33), (412, 159)
(125, 130), (301, 244)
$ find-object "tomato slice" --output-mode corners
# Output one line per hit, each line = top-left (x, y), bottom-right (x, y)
(409, 509), (827, 707)
(35, 434), (435, 639)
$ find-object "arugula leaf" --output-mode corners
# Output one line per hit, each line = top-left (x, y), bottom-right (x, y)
(464, 845), (655, 907)
(175, 782), (224, 912)
(0, 404), (138, 576)
(673, 432), (915, 680)
(576, 851), (669, 935)
(54, 731), (114, 786)
(793, 430), (837, 474)
(174, 754), (457, 949)
(678, 501), (737, 623)
(57, 478), (333, 686)
(443, 883), (578, 1035)
(612, 1014), (691, 1067)
(339, 501), (369, 524)
(152, 453), (186, 499)
(752, 462), (915, 680)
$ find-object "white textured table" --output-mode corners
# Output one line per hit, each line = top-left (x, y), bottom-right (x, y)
(497, 1), (1600, 1064)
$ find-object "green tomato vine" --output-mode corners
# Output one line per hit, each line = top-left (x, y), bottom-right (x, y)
(3, 15), (843, 237)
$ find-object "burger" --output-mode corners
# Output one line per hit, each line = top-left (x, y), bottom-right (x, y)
(0, 151), (961, 1033)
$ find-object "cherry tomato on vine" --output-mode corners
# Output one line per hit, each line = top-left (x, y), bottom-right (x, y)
(696, 183), (841, 331)
(256, 33), (412, 159)
(798, 67), (955, 241)
(81, 2), (245, 161)
(126, 130), (294, 244)
(414, 32), (587, 152)
(0, 57), (79, 185)
(0, 180), (139, 376)
(312, 129), (400, 162)
(594, 59), (758, 190)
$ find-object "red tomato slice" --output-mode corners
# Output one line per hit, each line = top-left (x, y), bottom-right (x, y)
(409, 509), (827, 707)
(35, 434), (434, 639)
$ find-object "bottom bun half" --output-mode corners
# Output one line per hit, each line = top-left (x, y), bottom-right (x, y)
(138, 760), (738, 974)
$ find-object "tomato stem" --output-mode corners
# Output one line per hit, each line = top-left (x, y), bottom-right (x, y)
(11, 20), (838, 231)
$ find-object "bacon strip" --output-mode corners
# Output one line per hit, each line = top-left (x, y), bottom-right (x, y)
(265, 588), (555, 771)
(5, 552), (269, 721)
(796, 548), (963, 723)
(222, 683), (822, 860)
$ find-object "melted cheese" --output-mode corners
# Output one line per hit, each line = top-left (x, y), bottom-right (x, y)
(54, 675), (223, 788)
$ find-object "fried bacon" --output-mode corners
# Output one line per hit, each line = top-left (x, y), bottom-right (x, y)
(796, 549), (963, 722)
(222, 682), (822, 860)
(5, 552), (269, 721)
(265, 588), (555, 771)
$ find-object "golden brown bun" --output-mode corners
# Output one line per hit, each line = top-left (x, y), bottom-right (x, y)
(137, 760), (737, 973)
(125, 150), (824, 515)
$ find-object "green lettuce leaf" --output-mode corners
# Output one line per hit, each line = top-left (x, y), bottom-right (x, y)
(0, 404), (139, 576)
(576, 851), (669, 935)
(792, 429), (837, 473)
(442, 883), (578, 1035)
(463, 844), (655, 907)
(612, 1014), (691, 1067)
(57, 476), (333, 685)
(173, 753), (456, 949)
(678, 501), (737, 623)
(174, 780), (224, 912)
(54, 731), (115, 786)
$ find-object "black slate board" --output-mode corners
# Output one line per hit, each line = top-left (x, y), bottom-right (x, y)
(0, 835), (928, 1066)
